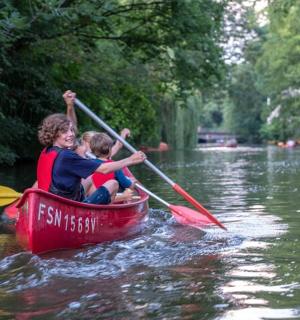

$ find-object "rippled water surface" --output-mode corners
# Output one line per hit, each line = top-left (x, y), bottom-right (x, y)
(1, 146), (300, 319)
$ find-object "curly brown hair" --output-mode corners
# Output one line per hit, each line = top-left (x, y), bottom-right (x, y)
(90, 133), (114, 158)
(38, 113), (72, 147)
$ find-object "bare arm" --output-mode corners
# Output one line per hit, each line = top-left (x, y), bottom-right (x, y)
(63, 90), (78, 131)
(111, 128), (130, 158)
(96, 151), (146, 174)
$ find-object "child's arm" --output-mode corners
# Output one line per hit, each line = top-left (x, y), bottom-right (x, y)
(115, 169), (132, 190)
(81, 176), (94, 195)
(95, 151), (146, 174)
(63, 90), (78, 131)
(111, 128), (130, 158)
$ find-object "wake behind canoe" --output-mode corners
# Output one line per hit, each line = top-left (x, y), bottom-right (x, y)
(14, 188), (148, 254)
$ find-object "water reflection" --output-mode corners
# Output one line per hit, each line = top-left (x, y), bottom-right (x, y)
(1, 146), (300, 319)
(219, 307), (300, 320)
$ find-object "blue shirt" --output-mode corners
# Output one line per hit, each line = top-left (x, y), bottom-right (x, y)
(51, 148), (100, 193)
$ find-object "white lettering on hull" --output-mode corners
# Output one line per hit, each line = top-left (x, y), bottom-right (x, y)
(47, 206), (53, 224)
(38, 203), (46, 221)
(37, 202), (97, 235)
(54, 209), (61, 227)
(91, 217), (96, 233)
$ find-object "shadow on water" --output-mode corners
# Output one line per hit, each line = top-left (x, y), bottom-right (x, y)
(0, 146), (300, 319)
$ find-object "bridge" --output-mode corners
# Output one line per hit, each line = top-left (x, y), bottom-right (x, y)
(197, 128), (236, 143)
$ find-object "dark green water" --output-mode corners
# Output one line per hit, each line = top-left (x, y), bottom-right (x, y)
(0, 146), (300, 319)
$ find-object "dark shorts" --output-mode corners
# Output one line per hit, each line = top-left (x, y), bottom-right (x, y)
(83, 186), (111, 205)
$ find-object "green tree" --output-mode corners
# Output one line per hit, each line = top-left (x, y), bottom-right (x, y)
(256, 1), (300, 141)
(0, 0), (226, 164)
(225, 63), (264, 143)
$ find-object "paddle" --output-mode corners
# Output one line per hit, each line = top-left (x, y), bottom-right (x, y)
(74, 98), (226, 230)
(0, 185), (22, 206)
(135, 183), (213, 229)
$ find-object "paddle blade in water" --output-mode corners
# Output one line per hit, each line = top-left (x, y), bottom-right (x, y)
(172, 184), (227, 230)
(169, 204), (214, 229)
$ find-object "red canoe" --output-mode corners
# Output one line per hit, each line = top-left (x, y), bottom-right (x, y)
(12, 188), (148, 254)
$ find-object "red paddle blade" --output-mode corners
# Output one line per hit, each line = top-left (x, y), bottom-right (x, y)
(173, 184), (226, 230)
(169, 204), (214, 229)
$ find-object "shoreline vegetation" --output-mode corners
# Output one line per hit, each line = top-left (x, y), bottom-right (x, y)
(1, 2), (300, 165)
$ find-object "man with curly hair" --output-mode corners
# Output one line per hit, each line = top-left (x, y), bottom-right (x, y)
(36, 110), (146, 204)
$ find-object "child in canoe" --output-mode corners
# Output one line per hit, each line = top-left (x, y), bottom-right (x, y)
(37, 113), (146, 204)
(63, 90), (133, 195)
(86, 132), (137, 202)
(81, 128), (130, 160)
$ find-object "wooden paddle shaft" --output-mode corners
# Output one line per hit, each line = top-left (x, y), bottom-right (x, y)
(75, 99), (174, 186)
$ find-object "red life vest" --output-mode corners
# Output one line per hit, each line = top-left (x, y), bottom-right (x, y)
(37, 147), (60, 191)
(92, 159), (116, 188)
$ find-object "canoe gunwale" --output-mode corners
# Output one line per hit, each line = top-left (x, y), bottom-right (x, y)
(17, 188), (149, 210)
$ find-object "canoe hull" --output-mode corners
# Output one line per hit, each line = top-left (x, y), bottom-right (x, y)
(16, 189), (148, 254)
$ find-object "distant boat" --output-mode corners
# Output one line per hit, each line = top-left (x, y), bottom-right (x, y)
(224, 139), (238, 148)
(140, 142), (170, 152)
(198, 139), (238, 149)
(277, 140), (297, 148)
(197, 128), (237, 145)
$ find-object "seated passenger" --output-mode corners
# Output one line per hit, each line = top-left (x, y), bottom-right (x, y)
(37, 113), (146, 204)
(81, 128), (131, 160)
(87, 133), (136, 202)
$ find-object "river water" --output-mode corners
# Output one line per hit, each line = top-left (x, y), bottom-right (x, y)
(0, 146), (300, 319)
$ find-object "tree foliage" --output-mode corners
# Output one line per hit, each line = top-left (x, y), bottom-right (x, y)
(256, 1), (300, 141)
(0, 0), (226, 164)
(198, 0), (300, 144)
(199, 1), (267, 142)
(226, 63), (264, 142)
